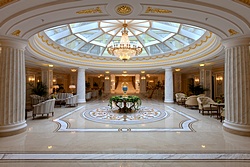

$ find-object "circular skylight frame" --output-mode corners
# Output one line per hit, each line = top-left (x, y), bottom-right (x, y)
(44, 20), (206, 58)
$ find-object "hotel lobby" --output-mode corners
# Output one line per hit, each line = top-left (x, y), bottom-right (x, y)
(0, 0), (250, 166)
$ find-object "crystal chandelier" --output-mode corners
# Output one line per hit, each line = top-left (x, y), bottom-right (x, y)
(107, 21), (142, 61)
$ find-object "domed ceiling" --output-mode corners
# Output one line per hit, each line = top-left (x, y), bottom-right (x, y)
(44, 20), (206, 58)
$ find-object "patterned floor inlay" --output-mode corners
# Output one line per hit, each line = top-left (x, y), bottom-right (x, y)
(82, 106), (168, 124)
(53, 105), (198, 132)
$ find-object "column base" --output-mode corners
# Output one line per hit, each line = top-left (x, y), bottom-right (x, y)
(78, 99), (86, 103)
(223, 120), (250, 136)
(164, 100), (174, 103)
(0, 122), (27, 137)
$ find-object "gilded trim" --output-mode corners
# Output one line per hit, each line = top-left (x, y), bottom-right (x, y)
(116, 4), (133, 15)
(11, 30), (21, 36)
(76, 7), (102, 14)
(228, 29), (239, 36)
(145, 7), (172, 14)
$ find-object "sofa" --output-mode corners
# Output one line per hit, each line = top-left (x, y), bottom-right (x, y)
(33, 99), (55, 119)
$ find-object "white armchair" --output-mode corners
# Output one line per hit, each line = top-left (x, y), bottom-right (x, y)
(185, 95), (198, 108)
(197, 97), (218, 115)
(86, 92), (92, 100)
(33, 99), (55, 119)
(175, 93), (186, 105)
(65, 95), (78, 107)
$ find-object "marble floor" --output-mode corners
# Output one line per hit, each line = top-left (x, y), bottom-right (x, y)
(1, 95), (250, 167)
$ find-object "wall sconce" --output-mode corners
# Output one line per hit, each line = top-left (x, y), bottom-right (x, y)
(141, 76), (146, 80)
(28, 77), (35, 82)
(53, 79), (56, 83)
(105, 76), (110, 80)
(48, 64), (54, 67)
(216, 76), (223, 85)
(141, 71), (145, 73)
(195, 78), (200, 84)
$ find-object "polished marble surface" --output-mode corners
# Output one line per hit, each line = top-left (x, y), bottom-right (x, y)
(1, 95), (250, 166)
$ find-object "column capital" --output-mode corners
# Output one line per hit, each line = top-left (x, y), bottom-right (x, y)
(163, 67), (172, 71)
(0, 37), (27, 50)
(222, 37), (250, 49)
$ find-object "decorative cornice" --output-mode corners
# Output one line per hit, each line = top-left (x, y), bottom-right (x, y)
(145, 7), (172, 14)
(116, 4), (133, 15)
(76, 7), (102, 14)
(11, 30), (21, 36)
(228, 29), (239, 36)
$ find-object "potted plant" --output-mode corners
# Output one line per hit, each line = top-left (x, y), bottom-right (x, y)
(188, 83), (208, 95)
(31, 82), (48, 97)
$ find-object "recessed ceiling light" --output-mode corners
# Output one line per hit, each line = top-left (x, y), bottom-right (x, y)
(123, 71), (127, 73)
(175, 68), (181, 72)
(200, 64), (205, 67)
(71, 69), (77, 72)
(105, 71), (110, 73)
(141, 71), (145, 73)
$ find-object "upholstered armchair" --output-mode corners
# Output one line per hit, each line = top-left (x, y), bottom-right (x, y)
(185, 95), (198, 108)
(197, 97), (218, 115)
(65, 95), (78, 107)
(175, 93), (186, 105)
(33, 99), (55, 119)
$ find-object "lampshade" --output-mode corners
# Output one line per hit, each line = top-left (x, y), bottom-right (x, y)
(69, 85), (76, 89)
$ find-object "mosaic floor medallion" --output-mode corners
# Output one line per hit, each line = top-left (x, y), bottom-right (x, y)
(82, 106), (168, 124)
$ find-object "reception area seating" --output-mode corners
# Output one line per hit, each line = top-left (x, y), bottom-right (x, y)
(65, 95), (78, 107)
(32, 99), (55, 119)
(197, 97), (218, 115)
(175, 93), (186, 105)
(185, 95), (198, 108)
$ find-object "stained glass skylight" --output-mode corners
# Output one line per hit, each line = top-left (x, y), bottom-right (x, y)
(44, 20), (206, 57)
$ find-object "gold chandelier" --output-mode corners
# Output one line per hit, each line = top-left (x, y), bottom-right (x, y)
(107, 21), (142, 61)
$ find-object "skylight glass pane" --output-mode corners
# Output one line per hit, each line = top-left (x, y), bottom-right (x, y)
(168, 38), (185, 49)
(94, 34), (112, 44)
(44, 25), (68, 36)
(138, 34), (156, 44)
(174, 34), (195, 45)
(148, 45), (160, 55)
(56, 35), (76, 45)
(90, 46), (103, 55)
(181, 25), (206, 36)
(69, 22), (92, 28)
(157, 43), (171, 52)
(79, 43), (93, 52)
(65, 39), (82, 49)
(151, 29), (172, 38)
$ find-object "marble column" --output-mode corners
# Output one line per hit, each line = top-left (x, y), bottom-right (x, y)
(110, 74), (115, 93)
(164, 67), (174, 103)
(222, 37), (250, 136)
(174, 72), (182, 93)
(0, 38), (27, 137)
(140, 74), (146, 93)
(135, 74), (140, 93)
(77, 68), (86, 103)
(41, 67), (53, 95)
(104, 75), (110, 93)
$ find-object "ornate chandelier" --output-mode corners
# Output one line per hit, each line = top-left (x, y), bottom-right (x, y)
(107, 21), (142, 61)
